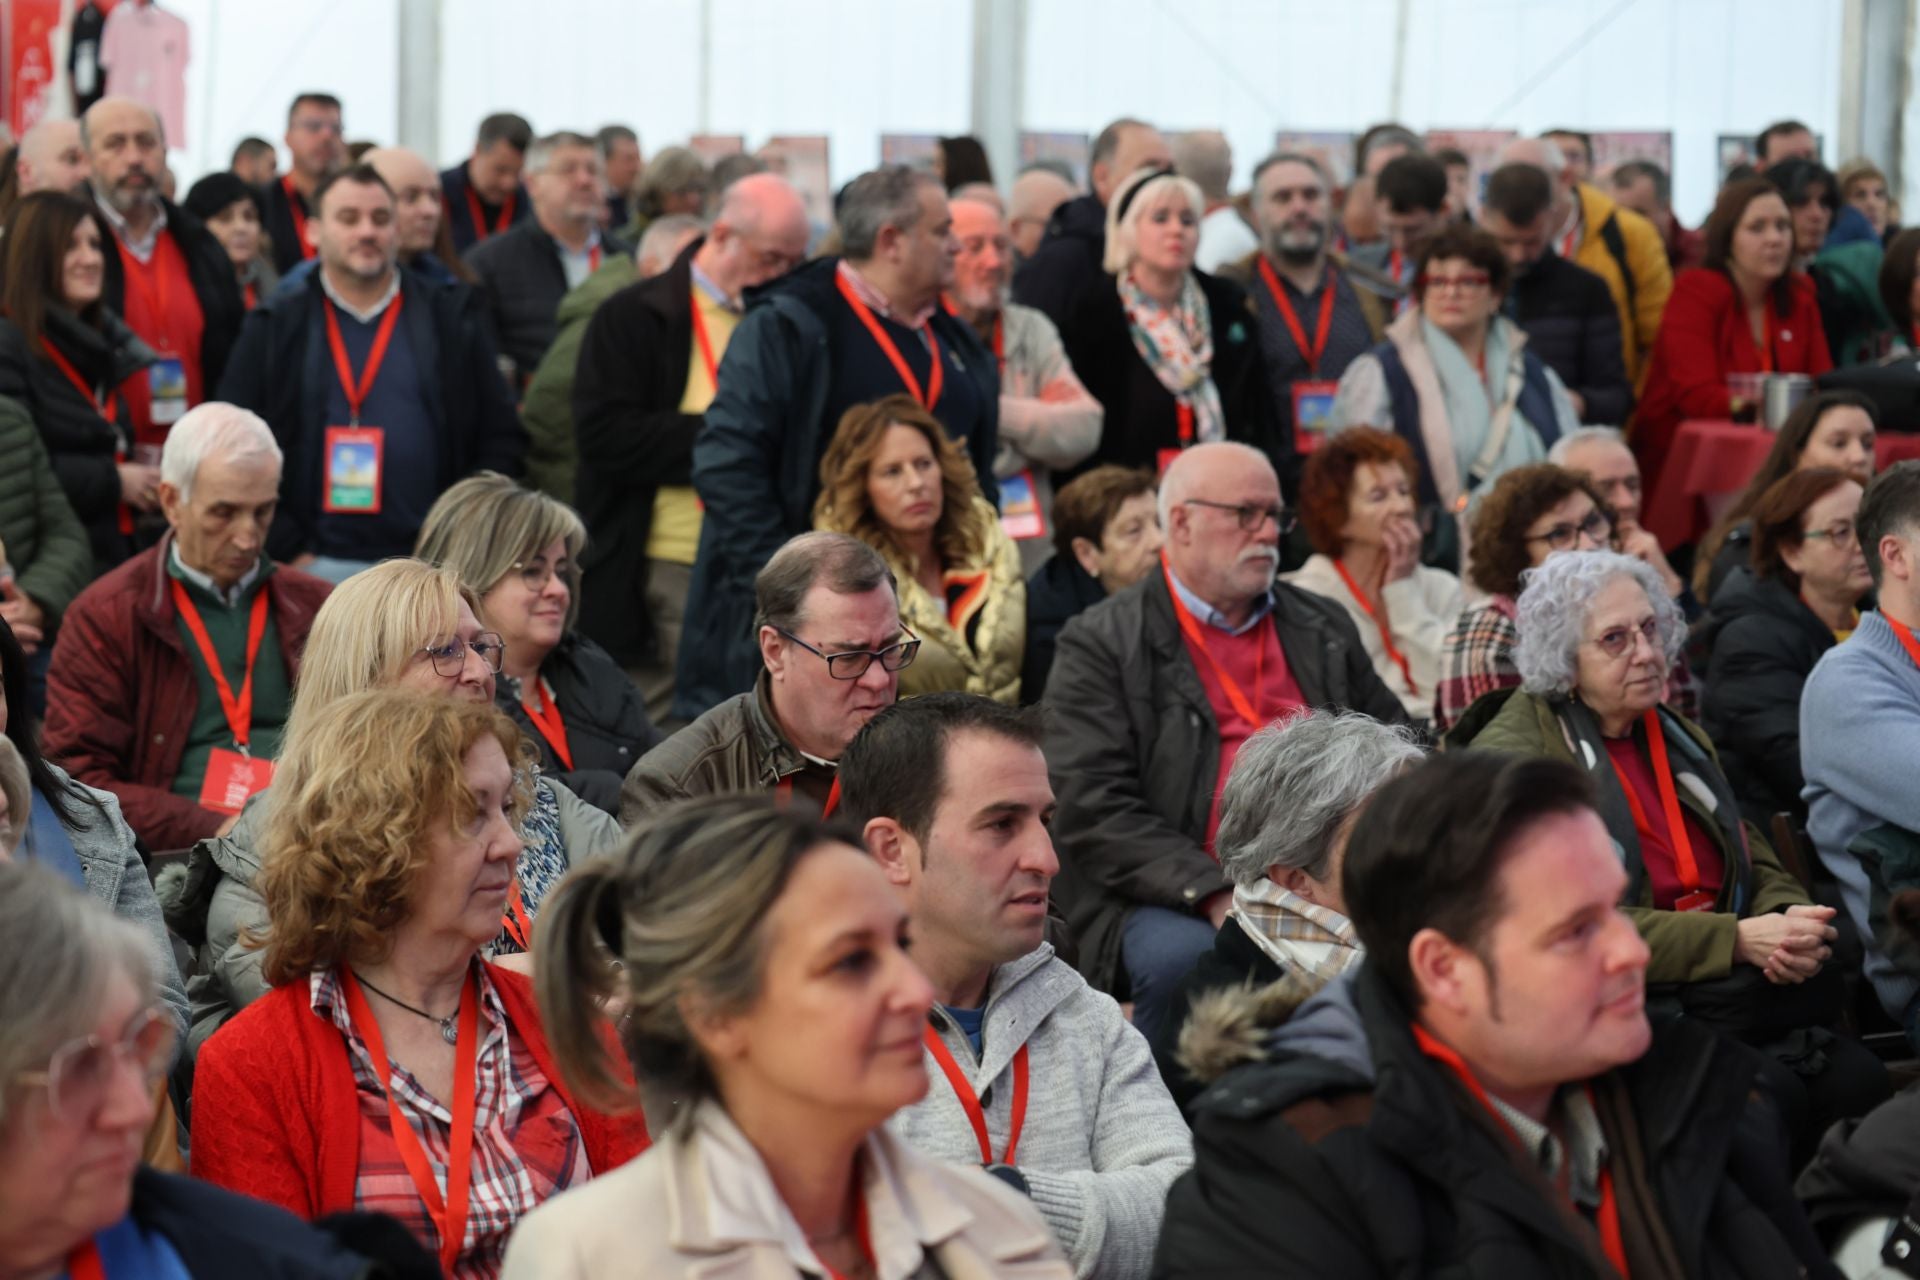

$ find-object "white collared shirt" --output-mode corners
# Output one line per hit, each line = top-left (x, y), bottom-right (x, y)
(318, 266), (400, 325)
(97, 191), (166, 262)
(169, 541), (262, 609)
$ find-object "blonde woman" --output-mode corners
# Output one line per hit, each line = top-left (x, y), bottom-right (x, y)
(417, 473), (661, 814)
(161, 559), (619, 1061)
(814, 394), (1025, 703)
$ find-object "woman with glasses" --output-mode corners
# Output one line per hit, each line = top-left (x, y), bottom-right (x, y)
(162, 559), (619, 1062)
(1699, 469), (1872, 830)
(416, 473), (661, 815)
(1452, 550), (1888, 1165)
(814, 394), (1026, 703)
(1329, 223), (1579, 569)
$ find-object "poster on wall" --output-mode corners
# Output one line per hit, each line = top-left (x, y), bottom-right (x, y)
(1019, 131), (1090, 189)
(6, 0), (62, 136)
(760, 135), (832, 228)
(687, 134), (744, 164)
(881, 133), (941, 171)
(1424, 129), (1517, 213)
(1272, 131), (1356, 187)
(1589, 131), (1673, 182)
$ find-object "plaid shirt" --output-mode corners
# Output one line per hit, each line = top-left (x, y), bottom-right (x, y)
(310, 966), (590, 1279)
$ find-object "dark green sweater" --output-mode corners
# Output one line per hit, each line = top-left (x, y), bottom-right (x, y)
(166, 555), (292, 800)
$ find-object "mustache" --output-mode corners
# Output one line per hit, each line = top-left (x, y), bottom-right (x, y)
(1239, 546), (1281, 570)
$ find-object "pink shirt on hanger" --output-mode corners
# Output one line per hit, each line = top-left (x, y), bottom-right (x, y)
(99, 1), (189, 149)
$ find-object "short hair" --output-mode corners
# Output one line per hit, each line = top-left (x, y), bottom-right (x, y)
(1102, 166), (1203, 275)
(312, 162), (393, 217)
(752, 531), (895, 635)
(1543, 129), (1594, 165)
(1250, 150), (1329, 190)
(1703, 177), (1793, 316)
(1297, 427), (1420, 556)
(231, 136), (275, 167)
(1881, 226), (1920, 332)
(1376, 153), (1448, 215)
(1342, 751), (1597, 1011)
(286, 93), (341, 124)
(636, 213), (704, 272)
(1611, 159), (1671, 207)
(1547, 426), (1629, 466)
(474, 112), (533, 153)
(838, 692), (1045, 842)
(414, 472), (586, 629)
(838, 164), (941, 261)
(1482, 163), (1554, 227)
(0, 192), (110, 352)
(1091, 118), (1151, 172)
(1750, 467), (1857, 592)
(1216, 709), (1423, 888)
(1767, 157), (1839, 212)
(1860, 461), (1920, 585)
(1019, 157), (1077, 185)
(1838, 158), (1889, 204)
(1756, 119), (1814, 162)
(524, 130), (595, 178)
(1512, 551), (1684, 697)
(594, 124), (638, 156)
(814, 394), (989, 570)
(634, 145), (711, 219)
(1413, 223), (1510, 301)
(1466, 463), (1610, 597)
(1172, 131), (1233, 201)
(257, 690), (535, 986)
(159, 402), (282, 501)
(949, 181), (1004, 213)
(1432, 146), (1471, 170)
(1052, 465), (1157, 560)
(1355, 123), (1421, 174)
(711, 152), (769, 192)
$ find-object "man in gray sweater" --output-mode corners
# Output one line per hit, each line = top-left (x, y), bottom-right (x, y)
(839, 692), (1191, 1280)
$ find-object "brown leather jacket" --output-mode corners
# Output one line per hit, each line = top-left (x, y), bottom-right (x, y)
(618, 672), (815, 825)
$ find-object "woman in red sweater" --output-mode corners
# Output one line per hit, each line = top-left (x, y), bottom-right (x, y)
(1635, 176), (1833, 511)
(189, 690), (646, 1277)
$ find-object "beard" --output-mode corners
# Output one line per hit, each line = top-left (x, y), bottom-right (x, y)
(1266, 219), (1326, 264)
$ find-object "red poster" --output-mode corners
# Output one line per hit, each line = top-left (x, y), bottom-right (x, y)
(7, 0), (61, 136)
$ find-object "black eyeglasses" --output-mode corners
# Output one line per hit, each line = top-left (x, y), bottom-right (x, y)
(1525, 508), (1613, 551)
(776, 627), (920, 680)
(1181, 499), (1296, 534)
(418, 632), (506, 677)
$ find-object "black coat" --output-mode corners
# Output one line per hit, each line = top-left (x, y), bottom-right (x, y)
(1019, 550), (1107, 704)
(97, 195), (247, 400)
(1696, 565), (1839, 828)
(1150, 913), (1284, 1116)
(1152, 964), (1842, 1280)
(498, 631), (663, 814)
(572, 236), (701, 667)
(258, 177), (315, 276)
(465, 218), (632, 385)
(439, 161), (531, 257)
(1506, 251), (1633, 426)
(215, 267), (527, 562)
(1011, 192), (1106, 332)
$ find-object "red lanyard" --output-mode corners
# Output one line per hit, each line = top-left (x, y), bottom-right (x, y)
(1332, 559), (1416, 695)
(1175, 401), (1195, 446)
(775, 773), (841, 818)
(835, 272), (943, 411)
(520, 681), (573, 771)
(1559, 225), (1579, 260)
(500, 879), (534, 952)
(816, 1193), (875, 1280)
(923, 1026), (1029, 1165)
(244, 280), (258, 310)
(586, 242), (601, 273)
(43, 340), (129, 534)
(169, 580), (270, 753)
(464, 184), (515, 242)
(1387, 247), (1404, 282)
(1605, 711), (1703, 894)
(1161, 553), (1267, 729)
(992, 313), (1005, 378)
(114, 238), (173, 337)
(689, 291), (721, 391)
(282, 176), (315, 261)
(1257, 258), (1336, 376)
(66, 1240), (106, 1280)
(342, 967), (480, 1274)
(1888, 614), (1920, 667)
(322, 291), (405, 425)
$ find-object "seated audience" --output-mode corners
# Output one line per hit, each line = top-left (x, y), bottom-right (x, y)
(505, 796), (1072, 1279)
(1022, 464), (1162, 702)
(1549, 425), (1684, 600)
(1456, 550), (1888, 1161)
(1044, 442), (1403, 1042)
(1285, 428), (1465, 724)
(1154, 750), (1844, 1279)
(1774, 156), (1893, 367)
(1152, 708), (1421, 1113)
(841, 692), (1192, 1280)
(619, 532), (905, 822)
(45, 404), (329, 851)
(0, 395), (90, 663)
(1700, 468), (1870, 830)
(191, 691), (648, 1263)
(814, 395), (1025, 704)
(416, 472), (661, 814)
(183, 171), (276, 309)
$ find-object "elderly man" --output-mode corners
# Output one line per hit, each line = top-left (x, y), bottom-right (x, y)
(676, 164), (998, 718)
(1044, 441), (1404, 1041)
(1014, 117), (1172, 328)
(260, 92), (346, 274)
(14, 118), (90, 196)
(1009, 164), (1076, 265)
(619, 532), (904, 822)
(83, 97), (246, 453)
(1549, 425), (1683, 598)
(574, 173), (811, 721)
(842, 693), (1193, 1280)
(441, 111), (532, 253)
(596, 123), (642, 227)
(1175, 129), (1256, 273)
(43, 404), (330, 850)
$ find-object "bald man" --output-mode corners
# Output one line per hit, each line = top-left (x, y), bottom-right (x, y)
(1042, 441), (1404, 1040)
(573, 173), (812, 720)
(1014, 117), (1172, 327)
(1009, 166), (1074, 264)
(82, 96), (246, 447)
(15, 119), (90, 196)
(272, 146), (461, 299)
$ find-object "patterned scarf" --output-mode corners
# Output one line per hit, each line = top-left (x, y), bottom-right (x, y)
(1119, 271), (1227, 443)
(1230, 876), (1364, 986)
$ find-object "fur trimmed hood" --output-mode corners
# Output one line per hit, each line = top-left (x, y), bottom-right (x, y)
(1176, 966), (1375, 1088)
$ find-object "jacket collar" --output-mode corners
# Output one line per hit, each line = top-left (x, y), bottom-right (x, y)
(926, 944), (1077, 1081)
(745, 671), (811, 784)
(1139, 570), (1336, 714)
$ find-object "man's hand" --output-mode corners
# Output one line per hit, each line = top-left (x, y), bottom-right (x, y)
(0, 580), (46, 653)
(1201, 890), (1233, 930)
(1616, 520), (1685, 599)
(118, 462), (161, 512)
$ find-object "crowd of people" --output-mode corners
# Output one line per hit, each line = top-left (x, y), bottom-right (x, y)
(9, 81), (1920, 1279)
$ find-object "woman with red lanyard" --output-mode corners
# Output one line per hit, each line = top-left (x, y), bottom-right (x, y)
(1285, 427), (1464, 726)
(0, 192), (156, 576)
(183, 173), (279, 313)
(1456, 550), (1889, 1166)
(501, 797), (1071, 1280)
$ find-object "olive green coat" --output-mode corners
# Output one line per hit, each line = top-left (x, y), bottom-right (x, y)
(519, 254), (639, 502)
(0, 394), (93, 623)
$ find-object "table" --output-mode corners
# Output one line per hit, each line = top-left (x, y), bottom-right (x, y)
(1640, 420), (1920, 549)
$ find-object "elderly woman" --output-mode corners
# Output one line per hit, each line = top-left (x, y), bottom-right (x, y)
(1057, 166), (1279, 481)
(183, 171), (278, 309)
(814, 394), (1023, 703)
(191, 691), (646, 1266)
(162, 559), (619, 1060)
(416, 472), (661, 814)
(1700, 469), (1872, 829)
(1457, 550), (1889, 1161)
(504, 796), (1069, 1279)
(1285, 428), (1464, 724)
(1150, 708), (1422, 1114)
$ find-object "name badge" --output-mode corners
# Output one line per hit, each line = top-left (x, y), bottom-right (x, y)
(1672, 889), (1717, 914)
(323, 425), (384, 513)
(199, 748), (274, 815)
(998, 469), (1047, 541)
(149, 356), (188, 426)
(1291, 380), (1340, 454)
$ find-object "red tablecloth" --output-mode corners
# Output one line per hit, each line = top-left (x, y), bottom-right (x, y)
(1641, 420), (1920, 549)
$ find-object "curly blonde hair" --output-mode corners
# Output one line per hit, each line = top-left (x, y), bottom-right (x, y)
(812, 394), (989, 573)
(257, 690), (536, 986)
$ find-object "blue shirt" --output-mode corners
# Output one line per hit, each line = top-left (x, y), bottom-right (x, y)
(944, 1004), (986, 1058)
(65, 1214), (192, 1280)
(1165, 562), (1276, 636)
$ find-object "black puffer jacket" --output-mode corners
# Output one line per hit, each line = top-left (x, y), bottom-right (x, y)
(465, 219), (632, 385)
(1506, 251), (1633, 426)
(497, 631), (662, 815)
(97, 195), (247, 398)
(1018, 550), (1107, 704)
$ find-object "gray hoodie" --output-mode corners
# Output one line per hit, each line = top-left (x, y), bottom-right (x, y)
(887, 944), (1191, 1280)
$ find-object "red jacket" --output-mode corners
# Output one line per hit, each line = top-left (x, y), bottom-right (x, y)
(42, 534), (330, 851)
(189, 964), (650, 1220)
(1634, 268), (1832, 506)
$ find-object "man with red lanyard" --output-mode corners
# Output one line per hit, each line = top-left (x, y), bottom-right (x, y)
(1044, 443), (1406, 1045)
(440, 112), (532, 256)
(1156, 750), (1844, 1278)
(261, 93), (346, 276)
(1368, 153), (1453, 317)
(840, 693), (1192, 1280)
(83, 98), (246, 465)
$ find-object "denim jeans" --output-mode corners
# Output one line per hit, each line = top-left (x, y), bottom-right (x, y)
(1120, 905), (1218, 1046)
(301, 556), (378, 585)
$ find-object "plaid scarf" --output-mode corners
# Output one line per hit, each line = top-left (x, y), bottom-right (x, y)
(1230, 877), (1364, 985)
(1119, 271), (1226, 442)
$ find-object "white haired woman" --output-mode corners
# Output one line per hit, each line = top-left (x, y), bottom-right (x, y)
(1056, 166), (1280, 482)
(1454, 549), (1888, 1164)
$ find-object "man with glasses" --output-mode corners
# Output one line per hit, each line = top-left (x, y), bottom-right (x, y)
(1043, 442), (1405, 1041)
(618, 532), (909, 823)
(260, 92), (346, 275)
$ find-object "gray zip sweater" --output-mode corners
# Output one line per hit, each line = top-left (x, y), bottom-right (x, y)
(887, 944), (1192, 1280)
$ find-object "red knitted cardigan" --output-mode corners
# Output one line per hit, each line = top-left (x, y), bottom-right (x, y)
(188, 964), (650, 1218)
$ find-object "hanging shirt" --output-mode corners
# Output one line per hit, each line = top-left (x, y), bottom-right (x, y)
(98, 2), (190, 148)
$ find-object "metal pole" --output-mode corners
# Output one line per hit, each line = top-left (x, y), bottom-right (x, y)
(396, 0), (442, 162)
(1388, 0), (1411, 121)
(971, 0), (1026, 188)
